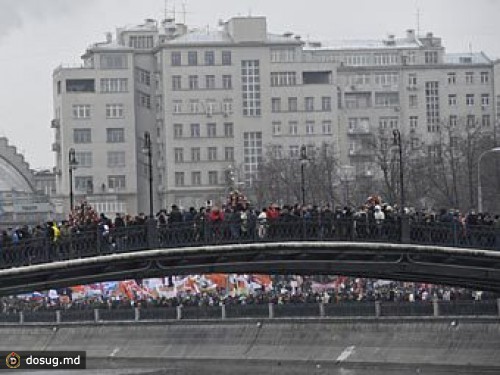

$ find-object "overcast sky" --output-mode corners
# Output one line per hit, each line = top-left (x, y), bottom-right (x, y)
(0, 0), (499, 170)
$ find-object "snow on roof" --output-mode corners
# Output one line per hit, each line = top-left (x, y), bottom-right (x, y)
(305, 37), (421, 51)
(444, 52), (492, 64)
(165, 29), (300, 45)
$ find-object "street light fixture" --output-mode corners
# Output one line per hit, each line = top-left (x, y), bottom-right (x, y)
(142, 131), (154, 218)
(300, 145), (307, 206)
(68, 148), (78, 212)
(477, 146), (500, 213)
(393, 129), (405, 213)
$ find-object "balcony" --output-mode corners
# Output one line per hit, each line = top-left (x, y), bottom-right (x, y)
(348, 128), (371, 136)
(51, 119), (60, 128)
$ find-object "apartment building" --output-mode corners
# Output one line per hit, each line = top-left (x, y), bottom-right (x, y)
(52, 15), (497, 214)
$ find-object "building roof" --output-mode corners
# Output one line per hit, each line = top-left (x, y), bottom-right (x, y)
(444, 52), (492, 64)
(164, 29), (300, 45)
(305, 37), (421, 51)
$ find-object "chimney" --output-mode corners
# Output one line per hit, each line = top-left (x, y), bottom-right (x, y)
(105, 32), (112, 43)
(406, 29), (415, 39)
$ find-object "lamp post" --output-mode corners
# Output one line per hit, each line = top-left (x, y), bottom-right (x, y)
(300, 145), (307, 206)
(142, 131), (153, 218)
(393, 129), (405, 213)
(477, 147), (500, 213)
(68, 148), (78, 212)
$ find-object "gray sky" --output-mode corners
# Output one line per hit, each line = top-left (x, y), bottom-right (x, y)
(1, 0), (499, 170)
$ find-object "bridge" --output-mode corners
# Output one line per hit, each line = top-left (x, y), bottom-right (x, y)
(1, 218), (499, 295)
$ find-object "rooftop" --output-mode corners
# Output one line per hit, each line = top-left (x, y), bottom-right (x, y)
(444, 52), (492, 64)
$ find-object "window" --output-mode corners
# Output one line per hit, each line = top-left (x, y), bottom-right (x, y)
(270, 72), (297, 86)
(221, 51), (232, 65)
(465, 72), (474, 84)
(75, 152), (92, 168)
(205, 75), (215, 89)
(173, 100), (182, 113)
(270, 48), (296, 62)
(175, 172), (185, 186)
(272, 121), (282, 136)
(108, 175), (126, 190)
(66, 79), (95, 93)
(449, 115), (457, 127)
(424, 51), (438, 64)
(208, 171), (218, 185)
(289, 145), (299, 158)
(190, 123), (200, 137)
(171, 52), (181, 66)
(106, 104), (124, 118)
(289, 121), (298, 135)
(271, 98), (281, 113)
(375, 93), (399, 107)
(204, 51), (215, 65)
(191, 171), (201, 185)
(374, 72), (398, 86)
(107, 151), (125, 167)
(305, 121), (315, 135)
(188, 75), (199, 90)
(136, 68), (151, 86)
(191, 147), (201, 162)
(425, 81), (440, 132)
(408, 74), (417, 87)
(106, 128), (125, 143)
(481, 94), (490, 107)
(243, 132), (262, 185)
(466, 94), (474, 106)
(138, 92), (151, 109)
(322, 97), (332, 111)
(74, 129), (91, 143)
(100, 54), (127, 69)
(482, 115), (491, 127)
(75, 176), (93, 192)
(305, 97), (314, 111)
(447, 94), (457, 106)
(481, 72), (489, 84)
(101, 78), (128, 93)
(322, 120), (332, 134)
(374, 54), (398, 65)
(409, 116), (418, 129)
(288, 97), (298, 112)
(351, 74), (370, 85)
(174, 148), (184, 163)
(172, 76), (182, 90)
(72, 104), (90, 119)
(128, 35), (153, 49)
(224, 123), (233, 137)
(467, 115), (476, 127)
(189, 101), (200, 114)
(241, 60), (261, 116)
(174, 124), (183, 138)
(409, 94), (418, 108)
(222, 75), (232, 89)
(345, 54), (370, 66)
(223, 100), (233, 115)
(207, 123), (216, 137)
(224, 147), (234, 161)
(379, 117), (399, 130)
(447, 72), (456, 84)
(208, 147), (217, 161)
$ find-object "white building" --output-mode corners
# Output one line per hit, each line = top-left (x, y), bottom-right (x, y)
(52, 16), (498, 214)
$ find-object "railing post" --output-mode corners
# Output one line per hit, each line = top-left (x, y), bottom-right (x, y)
(94, 309), (99, 323)
(56, 310), (61, 324)
(319, 303), (325, 318)
(433, 298), (440, 317)
(134, 307), (140, 321)
(221, 304), (226, 320)
(176, 305), (182, 320)
(147, 218), (158, 249)
(375, 301), (381, 317)
(400, 215), (410, 243)
(268, 303), (274, 319)
(19, 311), (24, 325)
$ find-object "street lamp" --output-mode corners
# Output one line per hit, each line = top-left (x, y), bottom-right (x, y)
(300, 145), (307, 206)
(142, 131), (153, 218)
(393, 129), (405, 213)
(477, 147), (500, 213)
(68, 148), (78, 212)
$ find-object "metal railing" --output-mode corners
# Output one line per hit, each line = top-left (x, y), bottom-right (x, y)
(0, 218), (499, 270)
(1, 299), (498, 324)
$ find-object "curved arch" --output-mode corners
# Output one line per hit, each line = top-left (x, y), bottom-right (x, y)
(0, 151), (35, 193)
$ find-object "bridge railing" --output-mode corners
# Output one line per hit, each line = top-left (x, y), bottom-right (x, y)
(1, 299), (498, 324)
(0, 218), (499, 270)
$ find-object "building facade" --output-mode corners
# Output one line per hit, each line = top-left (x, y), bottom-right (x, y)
(52, 16), (499, 214)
